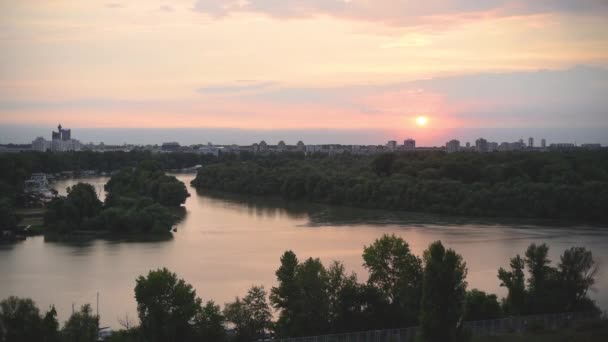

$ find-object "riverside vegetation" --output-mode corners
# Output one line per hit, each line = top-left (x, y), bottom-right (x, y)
(0, 151), (205, 238)
(0, 235), (601, 342)
(192, 150), (608, 223)
(43, 161), (189, 237)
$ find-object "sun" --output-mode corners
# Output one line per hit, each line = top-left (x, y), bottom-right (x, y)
(415, 116), (429, 127)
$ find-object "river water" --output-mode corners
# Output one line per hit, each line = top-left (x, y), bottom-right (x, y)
(1, 175), (607, 328)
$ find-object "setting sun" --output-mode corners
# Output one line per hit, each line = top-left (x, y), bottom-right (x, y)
(416, 116), (429, 127)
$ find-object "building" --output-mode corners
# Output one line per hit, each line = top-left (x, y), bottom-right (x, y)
(296, 141), (306, 152)
(528, 137), (534, 148)
(403, 138), (416, 150)
(541, 138), (546, 149)
(161, 142), (181, 152)
(488, 142), (499, 152)
(47, 124), (81, 152)
(475, 138), (488, 153)
(445, 140), (460, 153)
(32, 137), (51, 152)
(258, 140), (268, 152)
(277, 140), (287, 151)
(581, 143), (602, 149)
(387, 140), (397, 150)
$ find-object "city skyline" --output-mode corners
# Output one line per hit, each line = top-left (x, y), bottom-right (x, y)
(1, 1), (608, 144)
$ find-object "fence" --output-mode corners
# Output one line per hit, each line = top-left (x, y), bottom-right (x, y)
(270, 311), (597, 342)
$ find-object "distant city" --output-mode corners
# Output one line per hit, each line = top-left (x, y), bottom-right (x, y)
(0, 123), (604, 156)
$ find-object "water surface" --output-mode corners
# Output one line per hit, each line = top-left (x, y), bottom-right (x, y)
(1, 175), (606, 328)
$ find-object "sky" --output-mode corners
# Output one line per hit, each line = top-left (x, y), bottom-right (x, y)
(1, 0), (607, 145)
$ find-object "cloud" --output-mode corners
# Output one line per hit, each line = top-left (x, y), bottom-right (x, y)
(197, 81), (278, 95)
(191, 0), (608, 26)
(104, 2), (125, 9)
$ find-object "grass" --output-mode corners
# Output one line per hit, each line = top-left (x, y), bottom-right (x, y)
(473, 320), (608, 342)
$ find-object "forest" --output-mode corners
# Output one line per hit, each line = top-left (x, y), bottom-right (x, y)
(192, 150), (608, 223)
(0, 152), (199, 236)
(43, 161), (189, 236)
(0, 235), (601, 342)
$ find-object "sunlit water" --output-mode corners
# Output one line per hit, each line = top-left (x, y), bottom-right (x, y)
(1, 175), (607, 328)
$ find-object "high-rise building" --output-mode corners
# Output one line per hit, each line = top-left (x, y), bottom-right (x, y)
(50, 124), (81, 151)
(541, 138), (546, 149)
(528, 137), (534, 148)
(277, 140), (287, 151)
(32, 137), (51, 152)
(475, 138), (488, 153)
(403, 138), (416, 150)
(445, 140), (460, 153)
(387, 140), (397, 150)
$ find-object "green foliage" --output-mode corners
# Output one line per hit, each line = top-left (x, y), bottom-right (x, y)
(44, 183), (102, 232)
(498, 244), (599, 316)
(61, 304), (99, 342)
(0, 197), (18, 232)
(224, 286), (272, 342)
(134, 268), (202, 342)
(362, 234), (422, 326)
(419, 241), (468, 342)
(498, 255), (526, 315)
(195, 301), (226, 342)
(270, 250), (301, 337)
(105, 161), (189, 208)
(558, 247), (598, 311)
(43, 162), (186, 235)
(191, 151), (608, 223)
(465, 289), (503, 321)
(0, 297), (59, 342)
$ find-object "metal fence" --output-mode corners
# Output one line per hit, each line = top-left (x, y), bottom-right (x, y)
(270, 312), (597, 342)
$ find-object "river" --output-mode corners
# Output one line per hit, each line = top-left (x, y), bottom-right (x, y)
(1, 175), (607, 328)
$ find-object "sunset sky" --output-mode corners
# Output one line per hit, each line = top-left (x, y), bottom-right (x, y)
(1, 0), (607, 145)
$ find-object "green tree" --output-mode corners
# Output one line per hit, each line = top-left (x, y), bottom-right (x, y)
(195, 301), (226, 342)
(524, 243), (557, 313)
(0, 197), (18, 232)
(134, 268), (202, 342)
(362, 234), (422, 326)
(558, 247), (598, 312)
(0, 296), (44, 342)
(61, 304), (99, 342)
(327, 261), (365, 332)
(464, 289), (502, 321)
(224, 286), (272, 342)
(372, 153), (396, 176)
(497, 255), (527, 315)
(158, 179), (190, 207)
(270, 250), (301, 337)
(419, 241), (468, 342)
(44, 183), (102, 232)
(295, 258), (330, 335)
(42, 305), (61, 342)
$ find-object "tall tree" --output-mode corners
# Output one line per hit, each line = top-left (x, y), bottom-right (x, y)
(195, 301), (226, 342)
(419, 241), (468, 342)
(524, 243), (557, 313)
(0, 297), (44, 342)
(497, 255), (527, 315)
(558, 247), (598, 311)
(134, 268), (202, 342)
(61, 304), (99, 342)
(270, 250), (301, 337)
(362, 234), (422, 326)
(224, 286), (272, 342)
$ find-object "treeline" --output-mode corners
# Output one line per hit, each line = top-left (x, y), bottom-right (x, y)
(1, 236), (599, 342)
(191, 150), (608, 223)
(44, 161), (189, 235)
(0, 151), (207, 203)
